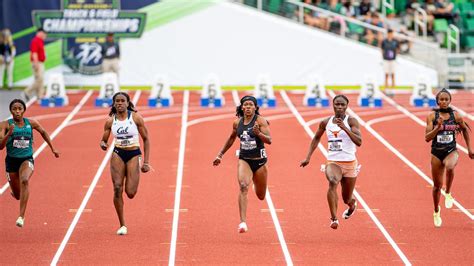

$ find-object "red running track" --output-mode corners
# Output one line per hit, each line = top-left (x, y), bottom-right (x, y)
(1, 90), (472, 265)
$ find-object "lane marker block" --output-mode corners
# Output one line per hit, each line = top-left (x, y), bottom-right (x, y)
(201, 74), (224, 107)
(254, 74), (276, 107)
(303, 76), (329, 107)
(410, 76), (436, 107)
(149, 75), (173, 107)
(41, 73), (69, 107)
(95, 72), (120, 107)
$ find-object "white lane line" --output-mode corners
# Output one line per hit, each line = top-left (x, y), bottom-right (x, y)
(451, 105), (474, 121)
(169, 90), (190, 266)
(281, 91), (412, 266)
(50, 91), (141, 266)
(0, 91), (93, 195)
(187, 113), (234, 127)
(381, 93), (469, 154)
(264, 188), (294, 266)
(367, 112), (430, 126)
(328, 91), (474, 220)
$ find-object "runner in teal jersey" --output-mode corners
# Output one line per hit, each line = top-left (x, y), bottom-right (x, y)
(0, 99), (59, 228)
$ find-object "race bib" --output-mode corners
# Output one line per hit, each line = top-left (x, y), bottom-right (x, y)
(117, 139), (130, 147)
(260, 149), (267, 158)
(437, 134), (453, 144)
(241, 140), (257, 150)
(13, 139), (30, 149)
(328, 139), (342, 151)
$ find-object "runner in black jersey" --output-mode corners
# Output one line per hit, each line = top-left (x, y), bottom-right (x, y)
(425, 88), (473, 227)
(213, 95), (272, 233)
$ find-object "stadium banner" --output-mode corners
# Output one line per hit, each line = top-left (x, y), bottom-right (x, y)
(32, 0), (146, 75)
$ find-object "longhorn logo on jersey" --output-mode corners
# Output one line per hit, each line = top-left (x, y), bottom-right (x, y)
(329, 130), (341, 138)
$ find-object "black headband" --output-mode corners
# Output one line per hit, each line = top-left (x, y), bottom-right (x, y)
(240, 95), (258, 106)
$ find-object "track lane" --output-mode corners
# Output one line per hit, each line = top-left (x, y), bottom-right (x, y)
(0, 92), (90, 190)
(328, 92), (473, 264)
(369, 93), (473, 213)
(172, 91), (291, 264)
(277, 92), (411, 264)
(0, 91), (112, 264)
(55, 91), (184, 264)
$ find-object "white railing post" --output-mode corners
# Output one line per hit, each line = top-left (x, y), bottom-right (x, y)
(414, 7), (427, 39)
(447, 24), (460, 53)
(257, 0), (263, 10)
(299, 4), (304, 24)
(381, 0), (394, 17)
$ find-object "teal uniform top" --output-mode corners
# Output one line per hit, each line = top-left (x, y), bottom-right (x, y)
(6, 118), (34, 158)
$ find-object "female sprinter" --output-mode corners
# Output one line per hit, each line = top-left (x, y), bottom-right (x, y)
(300, 94), (362, 229)
(425, 88), (473, 227)
(100, 92), (150, 235)
(0, 99), (59, 227)
(213, 95), (272, 233)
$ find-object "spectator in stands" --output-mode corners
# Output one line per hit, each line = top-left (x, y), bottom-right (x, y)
(424, 0), (437, 34)
(0, 28), (16, 90)
(364, 12), (385, 46)
(327, 0), (345, 34)
(358, 0), (373, 17)
(23, 28), (47, 101)
(433, 0), (457, 22)
(341, 0), (356, 18)
(303, 0), (329, 30)
(101, 33), (120, 76)
(381, 29), (399, 95)
(403, 0), (421, 29)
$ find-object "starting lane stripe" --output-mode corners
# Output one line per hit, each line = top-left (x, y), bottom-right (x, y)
(168, 90), (189, 266)
(281, 90), (412, 266)
(0, 91), (93, 195)
(328, 91), (474, 221)
(50, 91), (141, 266)
(380, 93), (469, 154)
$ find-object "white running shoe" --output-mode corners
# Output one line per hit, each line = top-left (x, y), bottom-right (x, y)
(445, 193), (454, 209)
(330, 218), (339, 229)
(433, 207), (442, 228)
(238, 222), (248, 233)
(342, 201), (358, 219)
(16, 217), (24, 228)
(116, 226), (128, 235)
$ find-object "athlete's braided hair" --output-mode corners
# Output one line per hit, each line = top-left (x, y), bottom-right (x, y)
(109, 92), (137, 117)
(9, 99), (26, 112)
